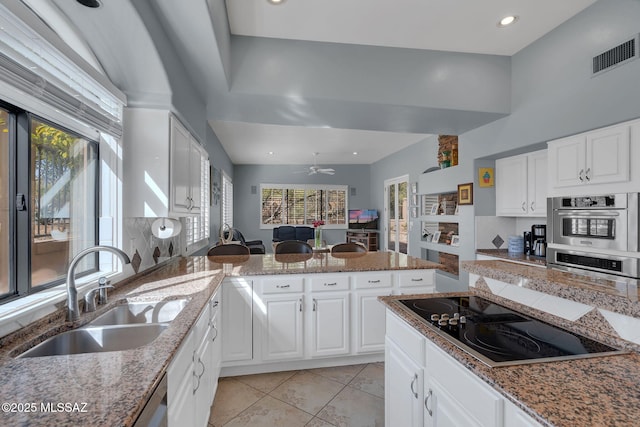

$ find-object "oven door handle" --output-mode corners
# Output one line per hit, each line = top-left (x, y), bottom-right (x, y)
(555, 211), (621, 217)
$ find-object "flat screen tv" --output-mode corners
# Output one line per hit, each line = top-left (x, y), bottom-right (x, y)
(348, 209), (379, 229)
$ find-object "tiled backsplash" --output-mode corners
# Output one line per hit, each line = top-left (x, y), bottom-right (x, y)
(123, 218), (182, 273)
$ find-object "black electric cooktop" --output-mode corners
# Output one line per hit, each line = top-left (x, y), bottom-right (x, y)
(399, 296), (623, 367)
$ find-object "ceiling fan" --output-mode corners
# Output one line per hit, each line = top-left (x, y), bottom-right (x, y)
(296, 152), (335, 175)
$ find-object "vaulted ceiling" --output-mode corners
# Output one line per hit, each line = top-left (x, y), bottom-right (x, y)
(21, 0), (597, 164)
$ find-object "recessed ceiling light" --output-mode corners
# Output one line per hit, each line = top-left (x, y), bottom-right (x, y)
(76, 0), (102, 8)
(497, 15), (519, 27)
(268, 151), (274, 155)
(352, 152), (358, 155)
(268, 0), (285, 5)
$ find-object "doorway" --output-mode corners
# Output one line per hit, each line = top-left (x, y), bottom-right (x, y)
(384, 176), (408, 253)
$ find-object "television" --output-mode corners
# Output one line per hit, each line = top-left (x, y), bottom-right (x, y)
(348, 209), (379, 230)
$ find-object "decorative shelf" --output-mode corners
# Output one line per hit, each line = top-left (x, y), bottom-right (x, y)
(421, 241), (460, 255)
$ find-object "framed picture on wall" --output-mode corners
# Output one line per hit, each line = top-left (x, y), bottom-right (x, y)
(458, 182), (474, 205)
(410, 207), (418, 218)
(430, 203), (439, 216)
(411, 194), (419, 206)
(411, 182), (418, 194)
(432, 231), (441, 244)
(451, 235), (460, 246)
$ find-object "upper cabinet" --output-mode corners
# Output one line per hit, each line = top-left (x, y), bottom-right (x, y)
(547, 120), (639, 197)
(496, 149), (547, 217)
(123, 108), (207, 218)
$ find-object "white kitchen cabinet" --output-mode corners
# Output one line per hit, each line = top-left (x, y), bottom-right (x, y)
(168, 293), (217, 427)
(385, 311), (425, 427)
(261, 293), (304, 361)
(504, 400), (543, 427)
(354, 290), (388, 353)
(496, 150), (547, 217)
(425, 340), (504, 427)
(221, 278), (253, 362)
(170, 116), (204, 214)
(309, 292), (350, 357)
(548, 123), (630, 190)
(210, 290), (222, 399)
(123, 107), (206, 218)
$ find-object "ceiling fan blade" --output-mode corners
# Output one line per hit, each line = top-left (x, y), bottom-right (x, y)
(319, 170), (335, 175)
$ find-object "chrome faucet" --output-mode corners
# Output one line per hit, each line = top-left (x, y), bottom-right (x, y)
(66, 245), (131, 321)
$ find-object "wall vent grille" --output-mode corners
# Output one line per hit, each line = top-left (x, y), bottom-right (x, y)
(593, 35), (639, 76)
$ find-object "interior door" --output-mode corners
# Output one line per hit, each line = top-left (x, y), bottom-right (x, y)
(384, 176), (409, 253)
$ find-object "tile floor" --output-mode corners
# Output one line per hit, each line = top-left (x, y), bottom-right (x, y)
(208, 363), (384, 427)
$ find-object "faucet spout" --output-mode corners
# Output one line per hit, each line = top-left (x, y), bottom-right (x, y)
(66, 245), (131, 322)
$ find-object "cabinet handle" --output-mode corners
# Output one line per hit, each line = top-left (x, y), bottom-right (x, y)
(212, 324), (218, 342)
(410, 278), (423, 282)
(530, 201), (535, 212)
(424, 389), (433, 416)
(368, 279), (381, 284)
(313, 298), (317, 311)
(299, 298), (303, 312)
(579, 169), (585, 182)
(410, 373), (418, 399)
(585, 167), (591, 181)
(277, 284), (290, 289)
(521, 202), (526, 212)
(324, 282), (337, 286)
(212, 300), (219, 308)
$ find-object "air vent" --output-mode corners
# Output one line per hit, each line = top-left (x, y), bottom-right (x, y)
(592, 35), (639, 76)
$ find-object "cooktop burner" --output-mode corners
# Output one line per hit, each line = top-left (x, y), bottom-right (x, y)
(399, 296), (623, 367)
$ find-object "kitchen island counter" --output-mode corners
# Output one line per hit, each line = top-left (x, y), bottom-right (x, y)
(0, 251), (439, 426)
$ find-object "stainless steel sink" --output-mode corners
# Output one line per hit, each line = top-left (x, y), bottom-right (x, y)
(89, 299), (189, 326)
(18, 324), (168, 358)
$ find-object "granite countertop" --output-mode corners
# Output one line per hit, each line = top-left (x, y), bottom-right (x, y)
(380, 292), (640, 427)
(476, 249), (547, 267)
(205, 251), (442, 275)
(0, 251), (438, 426)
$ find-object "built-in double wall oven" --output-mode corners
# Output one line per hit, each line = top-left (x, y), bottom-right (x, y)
(547, 193), (640, 279)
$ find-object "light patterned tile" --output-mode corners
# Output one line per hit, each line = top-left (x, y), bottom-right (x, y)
(305, 364), (366, 384)
(234, 370), (297, 393)
(209, 378), (265, 427)
(270, 371), (344, 415)
(224, 395), (313, 427)
(348, 363), (384, 398)
(317, 385), (384, 427)
(306, 417), (337, 427)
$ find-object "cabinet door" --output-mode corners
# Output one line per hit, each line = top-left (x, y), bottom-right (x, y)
(355, 290), (388, 353)
(585, 124), (630, 185)
(188, 139), (203, 213)
(310, 293), (350, 357)
(429, 378), (484, 427)
(170, 117), (192, 212)
(527, 150), (547, 217)
(261, 294), (304, 361)
(385, 338), (423, 427)
(221, 279), (253, 362)
(194, 329), (213, 427)
(168, 363), (195, 427)
(496, 155), (528, 216)
(548, 135), (585, 188)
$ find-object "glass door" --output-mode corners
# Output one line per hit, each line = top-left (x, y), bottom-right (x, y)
(384, 176), (408, 253)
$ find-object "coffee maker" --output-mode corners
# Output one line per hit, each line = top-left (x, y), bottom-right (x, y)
(530, 224), (546, 257)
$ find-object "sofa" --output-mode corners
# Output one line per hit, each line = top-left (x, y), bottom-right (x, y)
(272, 226), (315, 244)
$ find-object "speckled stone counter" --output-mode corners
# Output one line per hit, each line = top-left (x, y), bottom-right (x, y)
(205, 251), (441, 275)
(380, 292), (640, 427)
(476, 249), (547, 267)
(0, 252), (439, 426)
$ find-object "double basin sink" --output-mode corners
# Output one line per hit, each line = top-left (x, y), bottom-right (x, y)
(19, 299), (189, 358)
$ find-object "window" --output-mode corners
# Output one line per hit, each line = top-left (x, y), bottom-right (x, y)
(260, 184), (348, 228)
(1, 104), (99, 301)
(222, 172), (233, 228)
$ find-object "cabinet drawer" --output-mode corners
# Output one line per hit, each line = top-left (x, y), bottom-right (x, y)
(262, 277), (304, 294)
(354, 273), (393, 289)
(426, 340), (504, 427)
(386, 311), (424, 364)
(309, 275), (350, 292)
(398, 270), (434, 287)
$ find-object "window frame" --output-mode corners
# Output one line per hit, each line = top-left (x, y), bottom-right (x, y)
(259, 183), (349, 229)
(1, 104), (100, 303)
(222, 172), (233, 228)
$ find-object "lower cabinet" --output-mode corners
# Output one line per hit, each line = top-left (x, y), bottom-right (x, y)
(261, 293), (304, 361)
(386, 309), (542, 427)
(310, 292), (350, 357)
(221, 278), (253, 362)
(168, 290), (221, 427)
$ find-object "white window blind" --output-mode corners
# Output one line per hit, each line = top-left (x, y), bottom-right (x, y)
(260, 184), (348, 228)
(222, 173), (233, 228)
(185, 157), (210, 252)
